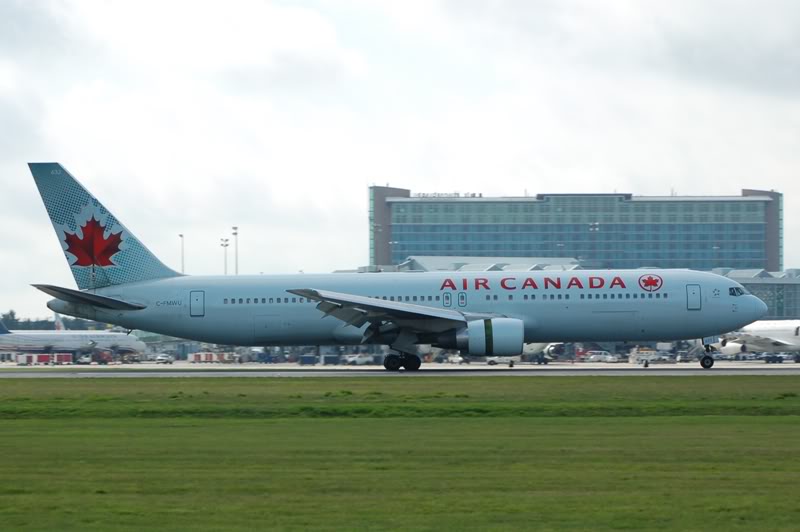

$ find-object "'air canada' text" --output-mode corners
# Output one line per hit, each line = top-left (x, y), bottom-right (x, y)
(439, 276), (628, 291)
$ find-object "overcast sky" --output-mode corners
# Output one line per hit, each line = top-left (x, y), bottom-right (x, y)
(2, 0), (799, 319)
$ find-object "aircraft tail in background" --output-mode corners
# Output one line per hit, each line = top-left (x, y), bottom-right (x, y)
(28, 163), (181, 291)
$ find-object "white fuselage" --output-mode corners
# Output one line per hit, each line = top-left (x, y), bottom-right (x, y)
(0, 330), (146, 354)
(46, 269), (766, 348)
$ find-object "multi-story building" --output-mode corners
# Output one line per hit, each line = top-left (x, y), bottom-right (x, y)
(369, 187), (783, 271)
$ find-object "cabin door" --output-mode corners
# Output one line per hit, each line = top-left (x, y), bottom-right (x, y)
(686, 284), (701, 311)
(190, 290), (205, 317)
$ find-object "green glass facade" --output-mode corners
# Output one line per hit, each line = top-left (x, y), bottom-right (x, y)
(371, 189), (782, 271)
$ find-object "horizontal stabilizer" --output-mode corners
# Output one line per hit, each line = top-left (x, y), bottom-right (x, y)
(32, 284), (146, 311)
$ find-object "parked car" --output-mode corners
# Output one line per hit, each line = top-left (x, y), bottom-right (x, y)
(486, 356), (517, 367)
(343, 354), (374, 366)
(155, 354), (174, 364)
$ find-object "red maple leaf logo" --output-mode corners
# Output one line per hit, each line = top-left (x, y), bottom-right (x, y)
(638, 274), (663, 292)
(64, 216), (123, 267)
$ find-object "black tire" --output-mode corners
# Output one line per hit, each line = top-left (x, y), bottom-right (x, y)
(402, 355), (421, 371)
(488, 360), (497, 366)
(383, 354), (402, 371)
(700, 355), (714, 369)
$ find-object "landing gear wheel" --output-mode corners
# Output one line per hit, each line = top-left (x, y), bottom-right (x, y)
(700, 355), (714, 369)
(402, 355), (421, 371)
(383, 354), (402, 371)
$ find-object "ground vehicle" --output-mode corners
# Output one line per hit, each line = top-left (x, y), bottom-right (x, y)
(155, 354), (174, 364)
(586, 351), (612, 362)
(487, 356), (518, 367)
(343, 353), (374, 366)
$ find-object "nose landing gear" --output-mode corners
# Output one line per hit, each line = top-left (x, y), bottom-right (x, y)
(700, 343), (715, 369)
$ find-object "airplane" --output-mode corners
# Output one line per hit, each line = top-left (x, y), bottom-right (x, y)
(0, 318), (146, 357)
(26, 163), (767, 371)
(714, 320), (800, 356)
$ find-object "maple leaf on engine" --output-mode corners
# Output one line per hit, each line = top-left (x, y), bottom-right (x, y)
(64, 216), (123, 267)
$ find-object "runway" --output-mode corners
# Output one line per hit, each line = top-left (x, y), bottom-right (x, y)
(2, 361), (799, 378)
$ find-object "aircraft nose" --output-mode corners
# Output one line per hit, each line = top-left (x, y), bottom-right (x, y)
(752, 296), (768, 320)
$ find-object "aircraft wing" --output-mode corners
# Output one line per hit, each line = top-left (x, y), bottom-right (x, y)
(287, 288), (470, 335)
(723, 332), (795, 351)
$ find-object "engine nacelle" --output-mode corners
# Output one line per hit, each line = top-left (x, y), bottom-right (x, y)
(456, 318), (525, 356)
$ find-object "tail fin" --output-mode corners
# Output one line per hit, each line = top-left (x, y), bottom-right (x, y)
(28, 163), (180, 290)
(0, 320), (10, 334)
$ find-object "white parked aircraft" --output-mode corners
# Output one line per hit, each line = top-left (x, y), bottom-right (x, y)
(715, 320), (800, 355)
(0, 319), (146, 355)
(27, 163), (767, 371)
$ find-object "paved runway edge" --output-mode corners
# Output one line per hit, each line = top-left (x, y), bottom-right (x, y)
(2, 362), (800, 378)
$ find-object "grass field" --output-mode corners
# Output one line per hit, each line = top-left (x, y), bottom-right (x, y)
(1, 376), (799, 530)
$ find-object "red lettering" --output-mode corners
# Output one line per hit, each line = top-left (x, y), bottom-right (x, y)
(544, 277), (561, 289)
(462, 278), (468, 290)
(610, 276), (626, 289)
(475, 278), (490, 290)
(589, 276), (605, 289)
(566, 277), (584, 289)
(521, 277), (539, 289)
(440, 279), (457, 290)
(500, 277), (516, 290)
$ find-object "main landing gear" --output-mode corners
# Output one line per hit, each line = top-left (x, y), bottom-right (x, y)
(700, 343), (715, 369)
(383, 353), (421, 371)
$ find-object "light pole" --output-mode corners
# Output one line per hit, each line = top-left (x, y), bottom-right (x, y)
(220, 238), (230, 275)
(178, 233), (185, 274)
(232, 226), (239, 275)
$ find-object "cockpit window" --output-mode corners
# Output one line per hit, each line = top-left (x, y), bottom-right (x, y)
(729, 287), (746, 296)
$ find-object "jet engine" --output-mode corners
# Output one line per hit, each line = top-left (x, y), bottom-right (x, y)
(455, 318), (525, 356)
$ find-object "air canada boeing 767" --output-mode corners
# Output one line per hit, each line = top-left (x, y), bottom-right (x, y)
(27, 163), (767, 370)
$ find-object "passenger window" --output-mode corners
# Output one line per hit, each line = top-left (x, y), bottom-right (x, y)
(412, 296), (417, 301)
(602, 294), (607, 300)
(558, 294), (562, 300)
(246, 298), (251, 304)
(435, 296), (440, 301)
(292, 298), (296, 303)
(390, 296), (395, 301)
(284, 298), (289, 303)
(276, 298), (281, 304)
(269, 298), (273, 303)
(531, 294), (536, 300)
(664, 294), (668, 299)
(656, 293), (661, 298)
(648, 293), (653, 298)
(523, 294), (528, 300)
(580, 294), (585, 300)
(565, 294), (569, 300)
(239, 298), (243, 304)
(428, 296), (433, 301)
(626, 293), (630, 299)
(224, 298), (228, 304)
(486, 295), (491, 301)
(405, 296), (410, 302)
(508, 295), (513, 301)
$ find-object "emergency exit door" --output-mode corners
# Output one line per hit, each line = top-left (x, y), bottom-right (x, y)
(686, 284), (701, 311)
(190, 290), (205, 317)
